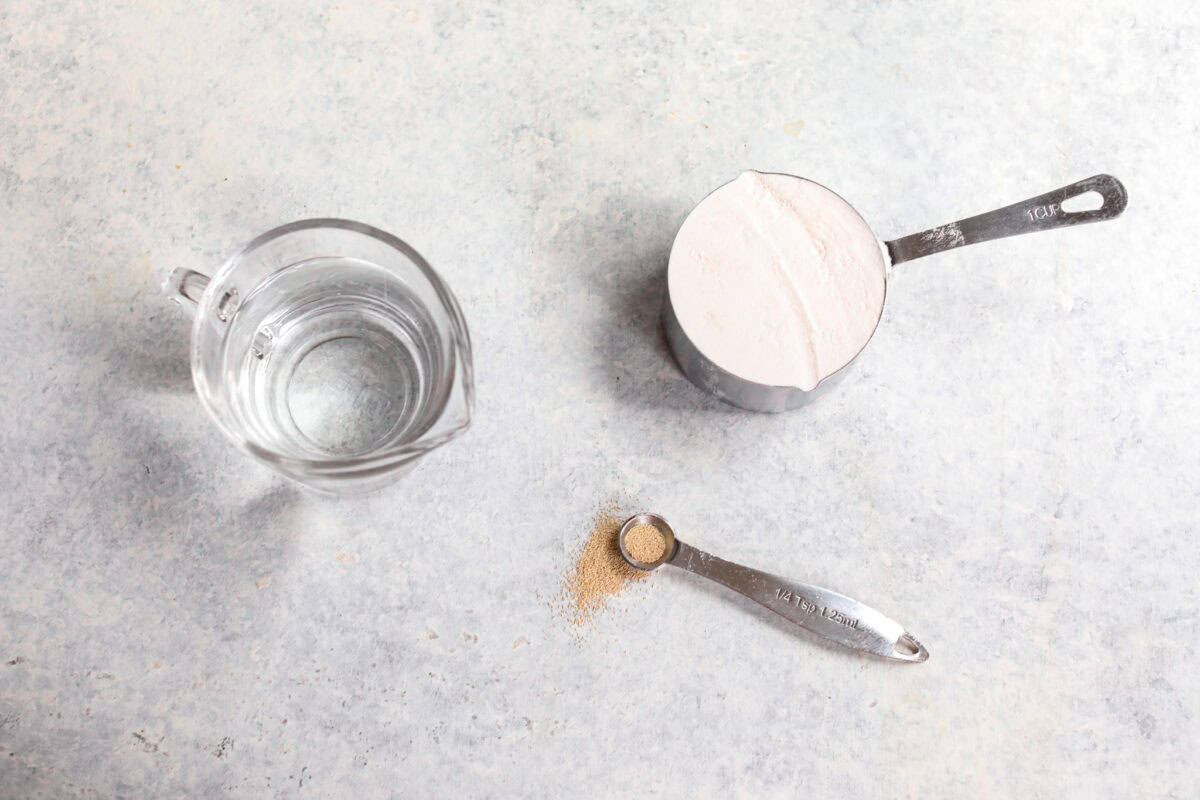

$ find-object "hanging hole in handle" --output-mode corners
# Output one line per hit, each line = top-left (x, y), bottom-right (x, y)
(892, 633), (929, 663)
(1061, 191), (1104, 213)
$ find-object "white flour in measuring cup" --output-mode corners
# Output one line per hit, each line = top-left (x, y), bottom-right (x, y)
(667, 171), (887, 391)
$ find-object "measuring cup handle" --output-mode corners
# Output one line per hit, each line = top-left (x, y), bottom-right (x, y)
(669, 541), (928, 662)
(167, 268), (210, 310)
(884, 174), (1127, 266)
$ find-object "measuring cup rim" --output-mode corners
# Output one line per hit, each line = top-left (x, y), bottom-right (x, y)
(665, 170), (889, 399)
(198, 218), (465, 323)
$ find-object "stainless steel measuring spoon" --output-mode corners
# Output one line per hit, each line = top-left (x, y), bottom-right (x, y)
(663, 173), (1128, 411)
(618, 513), (928, 662)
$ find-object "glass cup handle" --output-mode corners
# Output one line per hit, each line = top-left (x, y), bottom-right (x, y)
(168, 268), (211, 310)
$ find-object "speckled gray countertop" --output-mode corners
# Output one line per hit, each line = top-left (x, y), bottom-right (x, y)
(2, 2), (1198, 797)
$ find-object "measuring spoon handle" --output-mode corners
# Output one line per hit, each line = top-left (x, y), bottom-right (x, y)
(668, 540), (928, 662)
(885, 174), (1127, 266)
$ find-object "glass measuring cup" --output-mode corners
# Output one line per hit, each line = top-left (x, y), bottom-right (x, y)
(168, 219), (473, 493)
(663, 173), (1127, 411)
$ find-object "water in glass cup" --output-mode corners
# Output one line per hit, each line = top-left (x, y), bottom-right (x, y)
(230, 256), (451, 457)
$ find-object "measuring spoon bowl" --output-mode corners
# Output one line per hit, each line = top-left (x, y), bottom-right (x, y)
(618, 513), (678, 570)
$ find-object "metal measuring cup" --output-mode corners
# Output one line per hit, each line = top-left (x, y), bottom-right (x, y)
(663, 173), (1127, 411)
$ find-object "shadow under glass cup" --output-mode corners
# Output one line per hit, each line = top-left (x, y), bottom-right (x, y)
(169, 219), (473, 493)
